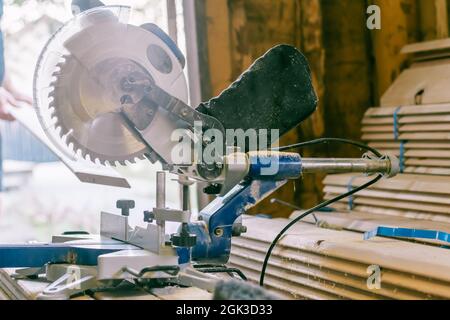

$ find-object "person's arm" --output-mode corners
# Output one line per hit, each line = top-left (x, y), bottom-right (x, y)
(2, 72), (32, 105)
(0, 0), (32, 122)
(0, 72), (33, 121)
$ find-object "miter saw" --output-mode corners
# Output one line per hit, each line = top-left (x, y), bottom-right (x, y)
(0, 5), (400, 299)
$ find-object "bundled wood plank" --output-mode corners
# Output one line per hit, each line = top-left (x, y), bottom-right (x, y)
(369, 141), (450, 149)
(329, 203), (450, 223)
(361, 104), (450, 175)
(404, 166), (450, 175)
(324, 192), (450, 214)
(295, 210), (450, 247)
(260, 41), (450, 300)
(365, 104), (450, 117)
(231, 216), (450, 300)
(322, 173), (450, 222)
(324, 173), (450, 196)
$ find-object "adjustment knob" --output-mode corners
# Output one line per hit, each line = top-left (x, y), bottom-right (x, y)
(203, 183), (222, 195)
(116, 199), (135, 216)
(171, 233), (197, 248)
(170, 224), (197, 248)
(143, 210), (154, 223)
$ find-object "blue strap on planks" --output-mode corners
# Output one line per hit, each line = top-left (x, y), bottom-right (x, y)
(364, 226), (450, 245)
(347, 176), (358, 210)
(399, 141), (405, 173)
(393, 107), (401, 140)
(393, 107), (405, 173)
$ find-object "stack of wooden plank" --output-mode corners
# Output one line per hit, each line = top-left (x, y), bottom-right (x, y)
(381, 40), (450, 107)
(231, 40), (450, 300)
(362, 104), (450, 176)
(229, 216), (450, 300)
(337, 100), (450, 222)
(322, 173), (450, 223)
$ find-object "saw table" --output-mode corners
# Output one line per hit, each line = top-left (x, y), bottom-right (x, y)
(0, 269), (211, 300)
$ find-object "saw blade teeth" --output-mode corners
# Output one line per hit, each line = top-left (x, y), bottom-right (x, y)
(54, 122), (65, 139)
(58, 125), (70, 139)
(55, 58), (67, 67)
(47, 53), (150, 165)
(83, 154), (92, 164)
(67, 142), (75, 152)
(49, 80), (58, 88)
(87, 154), (99, 165)
(79, 149), (89, 161)
(65, 134), (77, 147)
(54, 125), (62, 136)
(76, 149), (83, 159)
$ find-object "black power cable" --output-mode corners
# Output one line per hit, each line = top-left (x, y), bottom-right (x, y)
(259, 173), (381, 286)
(272, 137), (383, 158)
(194, 265), (248, 281)
(260, 138), (386, 286)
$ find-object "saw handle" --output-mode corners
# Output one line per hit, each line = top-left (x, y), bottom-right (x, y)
(246, 152), (400, 180)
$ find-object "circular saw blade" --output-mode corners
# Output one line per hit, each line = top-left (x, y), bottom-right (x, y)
(35, 6), (188, 166)
(49, 55), (149, 165)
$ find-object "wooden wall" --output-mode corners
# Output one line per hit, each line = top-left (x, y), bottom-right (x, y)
(194, 0), (450, 217)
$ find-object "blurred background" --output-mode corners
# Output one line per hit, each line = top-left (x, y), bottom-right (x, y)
(0, 0), (193, 242)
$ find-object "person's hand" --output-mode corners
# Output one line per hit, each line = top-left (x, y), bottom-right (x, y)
(0, 74), (33, 121)
(0, 87), (19, 121)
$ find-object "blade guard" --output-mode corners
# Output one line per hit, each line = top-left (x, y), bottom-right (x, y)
(197, 45), (318, 151)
